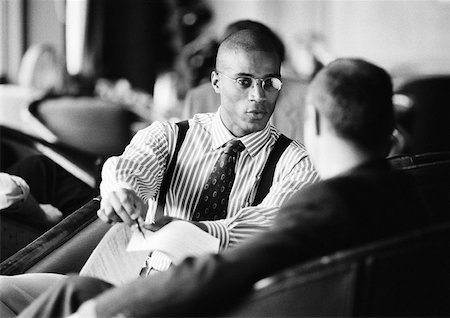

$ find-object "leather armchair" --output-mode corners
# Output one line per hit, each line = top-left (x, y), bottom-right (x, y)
(225, 221), (450, 317)
(29, 96), (141, 157)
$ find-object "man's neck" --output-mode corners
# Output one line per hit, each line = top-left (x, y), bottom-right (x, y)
(317, 136), (377, 180)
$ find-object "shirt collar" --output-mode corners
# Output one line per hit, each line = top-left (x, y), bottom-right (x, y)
(210, 107), (272, 157)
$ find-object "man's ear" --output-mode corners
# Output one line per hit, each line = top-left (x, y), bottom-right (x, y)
(211, 71), (220, 93)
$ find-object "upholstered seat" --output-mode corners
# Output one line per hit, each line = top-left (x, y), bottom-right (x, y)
(225, 221), (450, 317)
(0, 126), (99, 260)
(0, 198), (110, 275)
(29, 96), (140, 157)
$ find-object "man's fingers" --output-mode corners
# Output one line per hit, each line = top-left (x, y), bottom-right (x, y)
(132, 199), (146, 220)
(98, 189), (146, 227)
(97, 208), (117, 224)
(108, 192), (134, 225)
(98, 197), (122, 223)
(98, 194), (127, 224)
(115, 190), (137, 217)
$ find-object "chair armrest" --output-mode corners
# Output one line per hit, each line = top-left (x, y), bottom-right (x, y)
(0, 198), (111, 275)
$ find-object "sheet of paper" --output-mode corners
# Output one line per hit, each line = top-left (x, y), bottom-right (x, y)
(80, 223), (148, 286)
(127, 220), (220, 264)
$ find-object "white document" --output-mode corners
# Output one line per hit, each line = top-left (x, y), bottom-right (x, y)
(80, 223), (148, 286)
(127, 220), (220, 264)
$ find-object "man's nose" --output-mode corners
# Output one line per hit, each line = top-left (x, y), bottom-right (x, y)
(249, 80), (266, 101)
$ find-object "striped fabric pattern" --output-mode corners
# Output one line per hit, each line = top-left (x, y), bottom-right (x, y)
(100, 110), (319, 251)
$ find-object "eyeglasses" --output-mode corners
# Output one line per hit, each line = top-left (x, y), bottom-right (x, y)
(217, 72), (282, 92)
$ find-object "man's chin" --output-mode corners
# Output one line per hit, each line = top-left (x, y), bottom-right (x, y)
(243, 121), (267, 134)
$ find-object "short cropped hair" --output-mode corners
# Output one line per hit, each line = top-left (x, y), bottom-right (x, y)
(216, 29), (282, 70)
(308, 58), (394, 151)
(221, 20), (285, 62)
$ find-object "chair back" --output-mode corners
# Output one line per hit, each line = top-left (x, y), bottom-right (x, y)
(226, 259), (358, 317)
(394, 75), (450, 154)
(388, 151), (450, 217)
(226, 222), (450, 317)
(29, 96), (139, 157)
(357, 223), (450, 316)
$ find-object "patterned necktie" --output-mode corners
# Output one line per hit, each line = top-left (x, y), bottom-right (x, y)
(192, 139), (245, 221)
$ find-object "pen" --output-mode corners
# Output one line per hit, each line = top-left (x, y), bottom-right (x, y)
(131, 201), (146, 238)
(135, 218), (146, 239)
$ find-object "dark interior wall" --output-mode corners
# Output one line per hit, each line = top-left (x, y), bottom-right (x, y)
(89, 0), (212, 95)
(96, 0), (177, 94)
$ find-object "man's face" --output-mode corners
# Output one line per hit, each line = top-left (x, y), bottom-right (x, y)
(212, 49), (281, 137)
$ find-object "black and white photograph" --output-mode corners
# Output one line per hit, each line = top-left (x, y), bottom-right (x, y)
(1, 1), (449, 317)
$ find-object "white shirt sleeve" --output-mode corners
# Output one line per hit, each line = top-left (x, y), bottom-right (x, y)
(0, 172), (30, 210)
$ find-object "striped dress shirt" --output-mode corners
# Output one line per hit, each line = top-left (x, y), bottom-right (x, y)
(100, 110), (319, 270)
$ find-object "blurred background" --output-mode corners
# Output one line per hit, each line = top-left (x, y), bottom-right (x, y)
(2, 0), (450, 88)
(1, 0), (450, 172)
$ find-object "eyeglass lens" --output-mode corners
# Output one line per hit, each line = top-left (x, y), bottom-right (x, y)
(236, 77), (282, 91)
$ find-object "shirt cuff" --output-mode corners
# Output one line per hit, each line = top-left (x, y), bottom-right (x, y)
(148, 250), (172, 271)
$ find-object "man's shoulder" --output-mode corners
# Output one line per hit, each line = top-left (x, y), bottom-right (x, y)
(173, 113), (216, 141)
(295, 163), (408, 207)
(153, 113), (215, 131)
(190, 112), (216, 127)
(268, 126), (307, 155)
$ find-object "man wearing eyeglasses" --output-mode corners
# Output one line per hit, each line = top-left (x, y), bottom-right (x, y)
(182, 19), (316, 144)
(93, 28), (318, 275)
(0, 29), (318, 318)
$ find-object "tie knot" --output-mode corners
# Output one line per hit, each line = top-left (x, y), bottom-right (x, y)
(223, 139), (245, 154)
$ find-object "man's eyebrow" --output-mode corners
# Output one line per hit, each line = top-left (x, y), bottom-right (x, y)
(235, 72), (281, 78)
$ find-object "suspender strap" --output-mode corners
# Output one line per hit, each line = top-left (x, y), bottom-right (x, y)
(251, 134), (292, 206)
(156, 126), (291, 217)
(155, 120), (189, 220)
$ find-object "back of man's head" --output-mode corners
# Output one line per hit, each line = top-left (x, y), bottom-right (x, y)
(308, 58), (394, 153)
(216, 29), (282, 70)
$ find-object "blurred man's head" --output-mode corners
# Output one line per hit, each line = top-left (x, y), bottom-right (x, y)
(212, 29), (282, 137)
(304, 58), (394, 175)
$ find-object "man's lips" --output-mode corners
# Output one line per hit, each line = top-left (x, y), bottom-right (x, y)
(246, 110), (267, 119)
(246, 108), (267, 114)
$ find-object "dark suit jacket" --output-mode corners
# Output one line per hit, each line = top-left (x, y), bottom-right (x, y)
(94, 159), (433, 316)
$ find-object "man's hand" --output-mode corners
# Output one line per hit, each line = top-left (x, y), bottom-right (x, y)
(143, 216), (181, 232)
(143, 216), (208, 232)
(97, 188), (147, 227)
